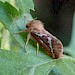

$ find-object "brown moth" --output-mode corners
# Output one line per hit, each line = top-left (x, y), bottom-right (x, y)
(19, 19), (63, 59)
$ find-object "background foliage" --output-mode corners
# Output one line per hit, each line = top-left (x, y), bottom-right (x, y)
(0, 0), (75, 75)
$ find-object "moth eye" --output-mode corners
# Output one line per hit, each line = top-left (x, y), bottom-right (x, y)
(26, 25), (29, 28)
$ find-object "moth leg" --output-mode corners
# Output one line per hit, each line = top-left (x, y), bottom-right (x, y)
(36, 42), (39, 55)
(24, 33), (31, 50)
(24, 42), (27, 53)
(14, 30), (27, 34)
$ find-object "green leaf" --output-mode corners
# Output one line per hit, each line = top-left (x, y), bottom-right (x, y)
(0, 1), (33, 52)
(16, 0), (34, 13)
(55, 56), (75, 75)
(5, 2), (20, 20)
(0, 49), (75, 75)
(0, 1), (24, 51)
(0, 49), (52, 75)
(0, 1), (11, 28)
(1, 29), (10, 50)
(0, 1), (20, 29)
(0, 0), (10, 2)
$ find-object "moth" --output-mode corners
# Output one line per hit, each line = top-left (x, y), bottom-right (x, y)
(18, 19), (63, 59)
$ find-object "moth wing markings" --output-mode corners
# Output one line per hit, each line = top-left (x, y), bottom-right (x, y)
(34, 32), (54, 52)
(31, 31), (56, 58)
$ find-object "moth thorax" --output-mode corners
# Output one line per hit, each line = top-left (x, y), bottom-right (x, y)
(26, 20), (44, 31)
(32, 20), (44, 30)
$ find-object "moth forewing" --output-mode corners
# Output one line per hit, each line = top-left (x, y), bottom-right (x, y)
(31, 31), (53, 57)
(31, 30), (63, 59)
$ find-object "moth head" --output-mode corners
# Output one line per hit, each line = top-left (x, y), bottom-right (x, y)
(26, 20), (44, 31)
